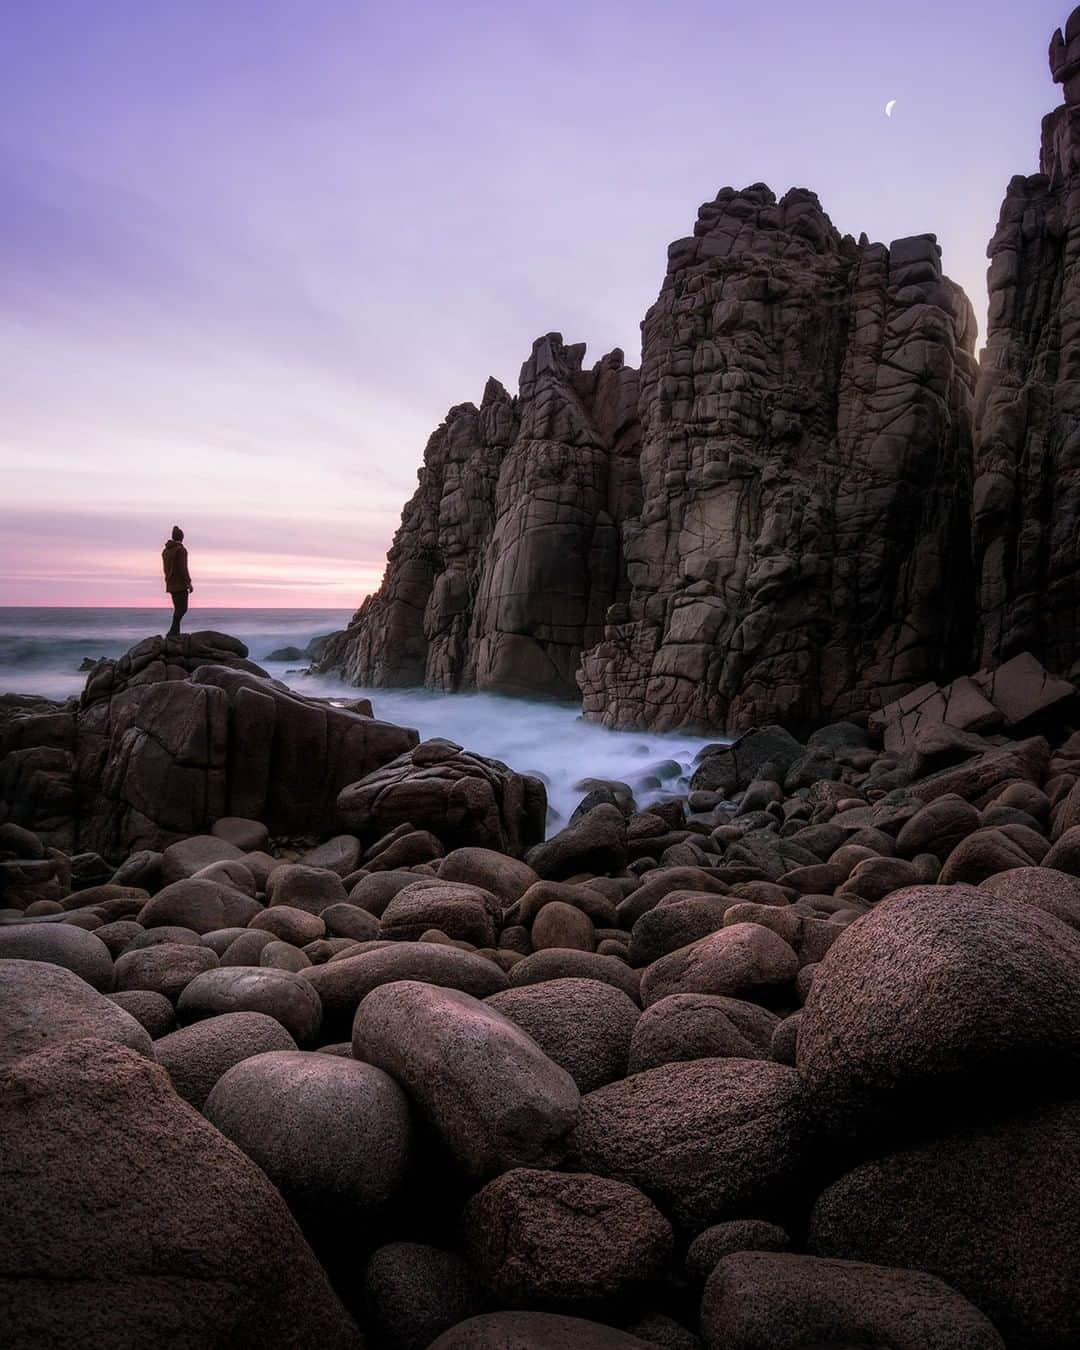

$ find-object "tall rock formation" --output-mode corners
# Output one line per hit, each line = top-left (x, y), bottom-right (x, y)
(322, 189), (977, 733)
(579, 186), (978, 732)
(320, 337), (640, 700)
(974, 7), (1080, 676)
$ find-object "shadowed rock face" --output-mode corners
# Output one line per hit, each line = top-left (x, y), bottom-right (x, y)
(974, 11), (1080, 677)
(0, 632), (417, 856)
(320, 189), (976, 732)
(320, 339), (641, 701)
(580, 186), (977, 732)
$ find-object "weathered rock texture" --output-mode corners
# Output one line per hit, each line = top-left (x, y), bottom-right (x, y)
(580, 188), (977, 733)
(320, 338), (641, 701)
(974, 11), (1080, 676)
(322, 192), (977, 732)
(0, 632), (416, 857)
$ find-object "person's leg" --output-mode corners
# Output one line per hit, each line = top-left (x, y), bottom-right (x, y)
(167, 591), (187, 637)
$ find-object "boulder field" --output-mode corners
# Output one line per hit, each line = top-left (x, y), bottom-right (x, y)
(4, 624), (1080, 1346)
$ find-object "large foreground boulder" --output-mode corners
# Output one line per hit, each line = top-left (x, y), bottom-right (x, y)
(353, 981), (580, 1178)
(701, 1251), (1004, 1349)
(808, 1096), (1080, 1350)
(0, 1038), (361, 1347)
(797, 885), (1080, 1130)
(569, 1058), (810, 1230)
(0, 959), (151, 1068)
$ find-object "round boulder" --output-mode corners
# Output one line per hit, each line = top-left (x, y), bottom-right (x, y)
(250, 905), (326, 945)
(136, 878), (229, 935)
(628, 894), (730, 966)
(639, 923), (797, 1007)
(979, 865), (1080, 931)
(322, 903), (380, 943)
(686, 1220), (790, 1282)
(0, 1038), (359, 1347)
(92, 920), (145, 957)
(380, 884), (499, 947)
(178, 967), (322, 1045)
(108, 989), (176, 1038)
(509, 950), (641, 1004)
(364, 1243), (480, 1350)
(569, 1058), (809, 1230)
(303, 941), (508, 1040)
(895, 795), (980, 858)
(429, 1313), (650, 1348)
(531, 902), (595, 953)
(300, 834), (362, 876)
(463, 1168), (672, 1308)
(113, 942), (218, 1002)
(267, 864), (348, 915)
(486, 978), (639, 1093)
(161, 834), (245, 885)
(260, 940), (311, 972)
(0, 923), (114, 991)
(808, 1096), (1080, 1350)
(797, 885), (1080, 1126)
(937, 828), (1043, 886)
(1, 959), (151, 1067)
(436, 848), (539, 904)
(154, 1010), (297, 1108)
(211, 816), (270, 851)
(353, 981), (579, 1179)
(204, 1050), (412, 1234)
(628, 994), (778, 1074)
(702, 1251), (1004, 1350)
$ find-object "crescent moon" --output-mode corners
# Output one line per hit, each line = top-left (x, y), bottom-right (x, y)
(885, 99), (897, 118)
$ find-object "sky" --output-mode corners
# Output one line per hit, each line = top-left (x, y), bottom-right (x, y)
(0, 0), (1069, 607)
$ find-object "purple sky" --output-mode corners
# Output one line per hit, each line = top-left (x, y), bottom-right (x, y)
(0, 0), (1067, 606)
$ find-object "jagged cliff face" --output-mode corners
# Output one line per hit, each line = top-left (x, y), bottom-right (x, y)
(321, 338), (640, 700)
(323, 185), (977, 733)
(974, 9), (1080, 677)
(579, 185), (978, 732)
(320, 382), (516, 689)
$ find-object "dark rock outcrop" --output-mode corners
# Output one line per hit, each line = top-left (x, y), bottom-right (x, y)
(0, 631), (417, 857)
(974, 11), (1080, 676)
(321, 193), (977, 734)
(580, 189), (977, 733)
(319, 338), (640, 701)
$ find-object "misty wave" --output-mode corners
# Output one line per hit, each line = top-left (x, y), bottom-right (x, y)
(0, 608), (722, 827)
(301, 677), (718, 827)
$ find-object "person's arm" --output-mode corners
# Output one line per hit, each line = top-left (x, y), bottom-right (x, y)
(182, 548), (193, 592)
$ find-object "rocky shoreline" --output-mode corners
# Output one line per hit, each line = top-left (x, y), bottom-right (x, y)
(2, 629), (1080, 1346)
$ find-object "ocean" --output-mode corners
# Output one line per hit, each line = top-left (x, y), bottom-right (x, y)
(0, 608), (718, 826)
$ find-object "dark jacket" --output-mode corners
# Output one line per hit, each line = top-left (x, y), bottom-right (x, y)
(162, 540), (191, 593)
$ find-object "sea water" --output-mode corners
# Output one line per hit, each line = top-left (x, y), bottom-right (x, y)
(0, 608), (719, 826)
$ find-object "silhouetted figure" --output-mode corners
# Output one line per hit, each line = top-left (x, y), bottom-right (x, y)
(162, 526), (193, 637)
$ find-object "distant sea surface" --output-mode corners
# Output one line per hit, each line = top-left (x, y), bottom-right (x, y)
(0, 607), (352, 701)
(0, 607), (718, 826)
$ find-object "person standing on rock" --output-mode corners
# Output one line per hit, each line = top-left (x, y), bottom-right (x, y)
(162, 526), (194, 638)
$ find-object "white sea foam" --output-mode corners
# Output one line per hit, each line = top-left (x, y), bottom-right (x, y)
(0, 608), (722, 827)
